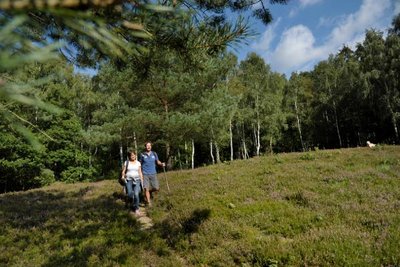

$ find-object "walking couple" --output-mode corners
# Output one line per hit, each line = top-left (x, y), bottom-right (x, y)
(121, 142), (165, 216)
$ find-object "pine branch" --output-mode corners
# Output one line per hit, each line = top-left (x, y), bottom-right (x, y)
(3, 107), (55, 141)
(0, 0), (122, 10)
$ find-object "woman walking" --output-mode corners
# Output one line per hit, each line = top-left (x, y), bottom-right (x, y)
(121, 150), (144, 216)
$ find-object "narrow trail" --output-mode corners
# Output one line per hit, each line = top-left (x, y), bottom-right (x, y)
(130, 207), (154, 230)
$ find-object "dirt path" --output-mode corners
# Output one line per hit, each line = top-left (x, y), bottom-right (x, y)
(130, 207), (153, 230)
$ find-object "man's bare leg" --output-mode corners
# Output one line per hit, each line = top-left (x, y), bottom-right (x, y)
(145, 189), (151, 206)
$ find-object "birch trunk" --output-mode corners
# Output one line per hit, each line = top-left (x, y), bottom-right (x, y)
(88, 146), (92, 169)
(331, 76), (342, 148)
(242, 139), (249, 159)
(166, 141), (171, 168)
(390, 110), (399, 142)
(191, 139), (195, 169)
(119, 143), (123, 165)
(185, 141), (188, 167)
(215, 141), (221, 164)
(294, 96), (305, 151)
(255, 94), (261, 156)
(242, 123), (249, 159)
(229, 119), (233, 161)
(333, 100), (342, 148)
(119, 127), (124, 164)
(210, 140), (215, 164)
(256, 120), (261, 156)
(384, 82), (399, 142)
(133, 132), (138, 155)
(177, 149), (182, 170)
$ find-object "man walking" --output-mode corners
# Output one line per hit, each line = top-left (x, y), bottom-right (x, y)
(139, 142), (165, 207)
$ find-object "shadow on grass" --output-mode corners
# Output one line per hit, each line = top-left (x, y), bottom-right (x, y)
(155, 208), (211, 249)
(0, 185), (212, 266)
(0, 185), (147, 266)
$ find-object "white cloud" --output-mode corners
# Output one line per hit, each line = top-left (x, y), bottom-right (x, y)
(327, 0), (390, 47)
(318, 15), (346, 28)
(251, 18), (281, 51)
(289, 0), (323, 18)
(299, 0), (323, 7)
(269, 25), (325, 72)
(252, 0), (392, 75)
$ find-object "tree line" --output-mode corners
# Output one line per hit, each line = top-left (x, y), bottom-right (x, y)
(1, 2), (399, 192)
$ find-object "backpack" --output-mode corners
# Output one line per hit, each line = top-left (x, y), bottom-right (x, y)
(118, 160), (129, 186)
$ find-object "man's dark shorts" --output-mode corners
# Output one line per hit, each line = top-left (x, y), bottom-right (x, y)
(143, 174), (159, 191)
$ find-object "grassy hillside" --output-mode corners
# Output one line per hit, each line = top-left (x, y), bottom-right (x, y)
(1, 146), (400, 266)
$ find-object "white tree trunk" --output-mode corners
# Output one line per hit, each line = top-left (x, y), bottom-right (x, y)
(215, 141), (221, 164)
(269, 136), (273, 155)
(242, 139), (249, 159)
(119, 128), (124, 164)
(294, 97), (305, 152)
(177, 149), (183, 170)
(184, 141), (188, 167)
(230, 119), (233, 161)
(255, 93), (261, 156)
(191, 139), (195, 169)
(88, 146), (92, 168)
(391, 112), (399, 141)
(330, 76), (342, 148)
(256, 120), (261, 156)
(383, 83), (399, 142)
(210, 140), (215, 164)
(133, 132), (138, 155)
(166, 141), (171, 168)
(119, 143), (123, 165)
(333, 100), (342, 148)
(242, 123), (249, 159)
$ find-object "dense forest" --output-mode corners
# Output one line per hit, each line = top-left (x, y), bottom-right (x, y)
(1, 1), (400, 192)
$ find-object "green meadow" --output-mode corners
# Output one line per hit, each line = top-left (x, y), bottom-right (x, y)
(1, 146), (400, 266)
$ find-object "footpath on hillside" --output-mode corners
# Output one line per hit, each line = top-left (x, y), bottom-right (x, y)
(114, 189), (154, 230)
(130, 207), (154, 230)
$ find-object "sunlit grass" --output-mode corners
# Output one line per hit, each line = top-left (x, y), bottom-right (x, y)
(1, 146), (400, 266)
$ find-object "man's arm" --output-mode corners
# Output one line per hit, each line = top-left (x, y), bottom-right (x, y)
(154, 152), (165, 167)
(156, 159), (165, 167)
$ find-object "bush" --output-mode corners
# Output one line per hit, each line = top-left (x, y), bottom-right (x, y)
(33, 168), (56, 186)
(299, 152), (315, 161)
(0, 158), (43, 193)
(60, 166), (97, 183)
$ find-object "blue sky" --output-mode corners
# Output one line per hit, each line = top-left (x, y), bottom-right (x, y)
(234, 0), (400, 76)
(76, 0), (399, 77)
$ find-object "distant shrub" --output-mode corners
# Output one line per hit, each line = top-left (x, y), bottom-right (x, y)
(300, 152), (315, 161)
(377, 158), (398, 172)
(33, 168), (56, 186)
(274, 156), (284, 163)
(60, 166), (97, 183)
(379, 158), (398, 166)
